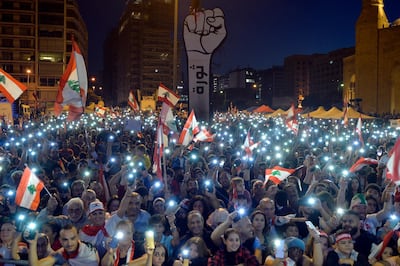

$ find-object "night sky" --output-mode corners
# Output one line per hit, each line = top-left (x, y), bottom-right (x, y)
(77, 0), (400, 76)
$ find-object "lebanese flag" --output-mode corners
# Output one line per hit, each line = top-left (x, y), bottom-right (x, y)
(160, 102), (177, 136)
(95, 106), (107, 117)
(286, 104), (299, 135)
(157, 83), (180, 107)
(356, 116), (364, 145)
(386, 137), (400, 184)
(152, 122), (164, 179)
(265, 166), (295, 185)
(15, 167), (45, 211)
(243, 129), (259, 156)
(343, 107), (349, 127)
(0, 69), (27, 103)
(54, 40), (88, 122)
(178, 110), (200, 146)
(128, 90), (140, 112)
(193, 128), (215, 143)
(349, 157), (378, 173)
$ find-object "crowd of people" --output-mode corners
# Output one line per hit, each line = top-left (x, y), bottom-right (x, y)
(0, 107), (399, 266)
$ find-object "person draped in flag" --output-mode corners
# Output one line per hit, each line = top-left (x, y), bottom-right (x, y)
(28, 224), (99, 266)
(79, 200), (110, 259)
(101, 219), (137, 266)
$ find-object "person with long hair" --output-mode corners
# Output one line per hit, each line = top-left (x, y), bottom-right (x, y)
(208, 228), (259, 266)
(173, 237), (211, 266)
(251, 210), (269, 263)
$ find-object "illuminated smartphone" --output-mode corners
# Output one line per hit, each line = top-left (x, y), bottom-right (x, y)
(274, 239), (285, 259)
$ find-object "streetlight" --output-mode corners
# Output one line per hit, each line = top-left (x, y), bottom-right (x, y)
(26, 69), (31, 88)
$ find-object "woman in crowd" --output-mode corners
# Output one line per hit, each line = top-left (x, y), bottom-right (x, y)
(208, 228), (259, 266)
(0, 221), (16, 266)
(173, 237), (211, 266)
(40, 221), (62, 251)
(251, 210), (269, 263)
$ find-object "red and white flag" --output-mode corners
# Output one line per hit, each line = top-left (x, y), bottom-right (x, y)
(157, 83), (180, 107)
(95, 106), (107, 117)
(0, 69), (27, 103)
(15, 167), (45, 211)
(54, 40), (88, 122)
(160, 102), (177, 135)
(286, 104), (299, 135)
(128, 90), (140, 112)
(193, 128), (215, 143)
(343, 107), (349, 127)
(386, 138), (400, 184)
(178, 110), (200, 146)
(265, 166), (295, 185)
(243, 129), (259, 156)
(349, 157), (378, 173)
(356, 115), (363, 145)
(152, 122), (164, 179)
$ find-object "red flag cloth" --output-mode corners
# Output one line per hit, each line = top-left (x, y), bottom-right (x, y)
(152, 121), (163, 179)
(157, 83), (180, 107)
(286, 104), (299, 135)
(349, 157), (378, 173)
(355, 116), (364, 145)
(243, 129), (254, 156)
(54, 40), (88, 122)
(243, 129), (259, 156)
(15, 167), (45, 210)
(265, 166), (296, 185)
(128, 90), (140, 112)
(0, 68), (27, 103)
(178, 110), (200, 146)
(193, 128), (215, 143)
(343, 107), (348, 127)
(386, 137), (400, 183)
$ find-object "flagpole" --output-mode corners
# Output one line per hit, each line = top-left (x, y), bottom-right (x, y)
(161, 129), (169, 195)
(43, 184), (52, 197)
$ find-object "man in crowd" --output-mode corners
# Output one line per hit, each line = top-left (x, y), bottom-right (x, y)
(28, 224), (99, 266)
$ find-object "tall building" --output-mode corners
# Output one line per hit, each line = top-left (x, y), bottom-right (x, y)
(309, 48), (354, 107)
(0, 0), (88, 109)
(344, 0), (400, 114)
(103, 0), (175, 106)
(258, 66), (285, 108)
(278, 48), (353, 109)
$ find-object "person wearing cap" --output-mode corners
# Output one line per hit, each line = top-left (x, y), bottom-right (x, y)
(285, 237), (306, 265)
(266, 236), (310, 266)
(325, 229), (368, 266)
(80, 200), (110, 258)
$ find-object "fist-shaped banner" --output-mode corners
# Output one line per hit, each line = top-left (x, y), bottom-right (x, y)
(184, 8), (226, 121)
